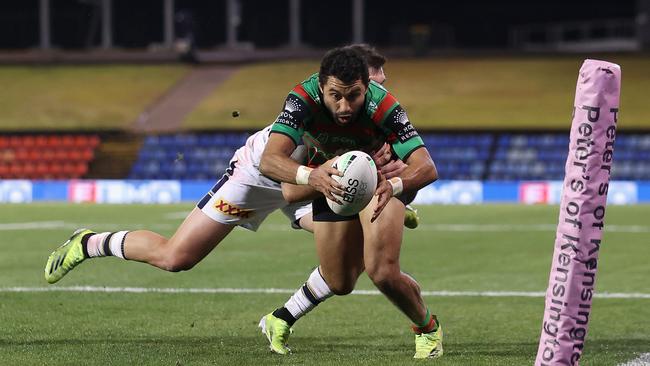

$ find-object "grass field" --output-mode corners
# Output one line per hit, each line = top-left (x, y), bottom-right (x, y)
(2, 56), (649, 132)
(1, 203), (649, 365)
(185, 55), (650, 130)
(0, 65), (188, 131)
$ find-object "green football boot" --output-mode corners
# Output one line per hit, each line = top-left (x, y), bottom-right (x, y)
(414, 323), (443, 359)
(44, 229), (94, 284)
(258, 313), (292, 355)
(404, 204), (420, 229)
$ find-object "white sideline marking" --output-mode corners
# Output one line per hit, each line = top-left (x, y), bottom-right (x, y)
(3, 221), (650, 234)
(619, 353), (650, 366)
(416, 223), (650, 233)
(2, 286), (650, 299)
(3, 220), (650, 234)
(0, 221), (66, 230)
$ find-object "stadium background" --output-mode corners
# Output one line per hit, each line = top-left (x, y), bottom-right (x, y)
(1, 1), (649, 365)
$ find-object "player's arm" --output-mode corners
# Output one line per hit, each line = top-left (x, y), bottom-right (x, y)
(282, 183), (321, 203)
(259, 93), (344, 202)
(389, 146), (437, 193)
(372, 142), (408, 179)
(260, 134), (344, 203)
(372, 147), (437, 221)
(372, 101), (437, 221)
(281, 154), (342, 203)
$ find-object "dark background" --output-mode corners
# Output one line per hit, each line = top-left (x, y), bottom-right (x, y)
(0, 0), (638, 49)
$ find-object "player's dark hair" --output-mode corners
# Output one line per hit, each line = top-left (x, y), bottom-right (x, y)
(319, 47), (369, 87)
(346, 43), (386, 69)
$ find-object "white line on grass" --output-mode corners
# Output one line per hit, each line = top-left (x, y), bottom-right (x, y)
(619, 353), (650, 366)
(0, 221), (66, 230)
(2, 286), (650, 299)
(3, 221), (650, 234)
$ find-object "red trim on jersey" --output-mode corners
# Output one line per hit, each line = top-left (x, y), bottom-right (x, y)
(293, 85), (318, 109)
(371, 93), (398, 125)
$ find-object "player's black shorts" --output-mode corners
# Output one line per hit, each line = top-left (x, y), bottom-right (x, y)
(398, 190), (417, 206)
(312, 196), (358, 222)
(312, 190), (417, 222)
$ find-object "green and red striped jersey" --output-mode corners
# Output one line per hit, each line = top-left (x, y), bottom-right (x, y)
(271, 73), (424, 166)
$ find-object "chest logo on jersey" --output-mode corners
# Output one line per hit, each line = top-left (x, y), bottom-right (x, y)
(214, 198), (254, 219)
(314, 133), (359, 149)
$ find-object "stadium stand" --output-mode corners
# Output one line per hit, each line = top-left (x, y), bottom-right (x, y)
(424, 133), (493, 180)
(129, 132), (249, 180)
(0, 134), (100, 179)
(128, 131), (650, 181)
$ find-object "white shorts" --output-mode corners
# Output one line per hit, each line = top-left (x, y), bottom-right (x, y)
(197, 169), (312, 232)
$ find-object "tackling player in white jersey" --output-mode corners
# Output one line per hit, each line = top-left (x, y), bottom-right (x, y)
(43, 44), (415, 282)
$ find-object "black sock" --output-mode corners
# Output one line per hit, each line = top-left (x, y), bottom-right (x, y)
(272, 307), (297, 326)
(80, 233), (93, 258)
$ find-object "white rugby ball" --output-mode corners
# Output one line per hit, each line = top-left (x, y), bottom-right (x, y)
(326, 150), (378, 216)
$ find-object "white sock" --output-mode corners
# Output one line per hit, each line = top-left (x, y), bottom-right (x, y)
(85, 231), (129, 259)
(284, 267), (334, 320)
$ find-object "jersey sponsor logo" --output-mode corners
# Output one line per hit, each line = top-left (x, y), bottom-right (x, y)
(275, 111), (299, 129)
(214, 198), (254, 219)
(274, 94), (307, 130)
(395, 109), (410, 125)
(284, 98), (302, 113)
(387, 106), (420, 143)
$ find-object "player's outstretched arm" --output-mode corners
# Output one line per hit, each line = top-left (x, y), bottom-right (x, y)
(371, 143), (408, 179)
(282, 183), (320, 203)
(372, 147), (437, 221)
(281, 155), (343, 203)
(400, 147), (438, 190)
(260, 133), (344, 203)
(259, 133), (303, 183)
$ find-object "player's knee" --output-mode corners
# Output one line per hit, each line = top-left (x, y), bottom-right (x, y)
(366, 264), (399, 290)
(326, 276), (357, 295)
(329, 282), (355, 296)
(160, 253), (198, 272)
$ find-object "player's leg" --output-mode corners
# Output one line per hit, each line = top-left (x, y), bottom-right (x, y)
(123, 208), (235, 271)
(260, 197), (364, 354)
(281, 201), (314, 233)
(297, 213), (314, 233)
(359, 196), (442, 359)
(44, 206), (235, 283)
(45, 173), (279, 283)
(359, 197), (425, 321)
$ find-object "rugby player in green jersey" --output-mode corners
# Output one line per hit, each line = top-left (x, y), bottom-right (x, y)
(259, 46), (442, 359)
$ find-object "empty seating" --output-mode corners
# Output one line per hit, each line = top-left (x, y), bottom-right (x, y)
(5, 130), (646, 181)
(0, 134), (99, 179)
(129, 132), (244, 180)
(129, 131), (650, 181)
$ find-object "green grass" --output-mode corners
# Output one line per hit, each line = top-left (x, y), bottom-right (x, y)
(186, 55), (650, 130)
(1, 204), (649, 365)
(0, 65), (188, 131)
(2, 56), (648, 132)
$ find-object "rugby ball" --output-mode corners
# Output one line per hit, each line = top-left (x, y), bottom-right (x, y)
(327, 151), (378, 216)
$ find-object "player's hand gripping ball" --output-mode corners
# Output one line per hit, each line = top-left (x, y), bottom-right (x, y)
(326, 151), (378, 216)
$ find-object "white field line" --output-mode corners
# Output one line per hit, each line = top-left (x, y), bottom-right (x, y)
(0, 221), (66, 230)
(2, 286), (650, 299)
(3, 219), (650, 234)
(619, 353), (650, 366)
